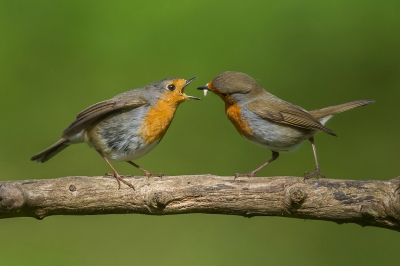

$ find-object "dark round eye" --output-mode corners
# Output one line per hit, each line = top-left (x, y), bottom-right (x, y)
(167, 84), (176, 91)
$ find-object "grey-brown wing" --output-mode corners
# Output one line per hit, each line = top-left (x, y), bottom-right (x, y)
(246, 99), (336, 136)
(62, 99), (147, 138)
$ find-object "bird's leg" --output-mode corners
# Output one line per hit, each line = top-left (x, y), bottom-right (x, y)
(96, 150), (135, 190)
(304, 137), (326, 180)
(127, 161), (163, 185)
(235, 151), (279, 179)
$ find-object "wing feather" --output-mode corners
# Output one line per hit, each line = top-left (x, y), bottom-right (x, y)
(62, 99), (147, 138)
(246, 99), (336, 136)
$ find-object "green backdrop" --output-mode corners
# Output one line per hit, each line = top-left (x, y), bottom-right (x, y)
(1, 1), (399, 265)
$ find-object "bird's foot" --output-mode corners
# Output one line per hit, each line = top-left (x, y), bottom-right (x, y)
(142, 171), (164, 185)
(304, 168), (326, 180)
(144, 172), (164, 178)
(104, 173), (135, 190)
(234, 172), (255, 180)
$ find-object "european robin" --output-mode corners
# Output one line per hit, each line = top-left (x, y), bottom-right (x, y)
(198, 71), (374, 179)
(31, 77), (200, 189)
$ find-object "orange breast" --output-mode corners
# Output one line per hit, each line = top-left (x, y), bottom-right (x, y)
(225, 102), (252, 137)
(138, 99), (178, 144)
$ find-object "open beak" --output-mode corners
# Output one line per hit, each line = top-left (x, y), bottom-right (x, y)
(183, 77), (201, 100)
(197, 84), (210, 96)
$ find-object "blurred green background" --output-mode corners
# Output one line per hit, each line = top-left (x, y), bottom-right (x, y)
(1, 1), (399, 265)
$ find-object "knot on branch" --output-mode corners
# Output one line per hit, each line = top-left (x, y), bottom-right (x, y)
(389, 176), (400, 219)
(148, 191), (174, 211)
(284, 184), (307, 211)
(0, 184), (26, 211)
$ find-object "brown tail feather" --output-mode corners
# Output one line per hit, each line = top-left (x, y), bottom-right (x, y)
(309, 99), (374, 120)
(31, 138), (71, 163)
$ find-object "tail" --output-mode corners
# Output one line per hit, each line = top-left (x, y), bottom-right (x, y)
(31, 138), (71, 163)
(309, 99), (374, 125)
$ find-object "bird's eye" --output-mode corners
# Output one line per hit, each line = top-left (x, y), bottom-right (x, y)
(167, 84), (176, 91)
(221, 93), (228, 97)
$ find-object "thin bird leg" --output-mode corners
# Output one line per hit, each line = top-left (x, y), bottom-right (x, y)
(126, 161), (163, 184)
(304, 137), (326, 180)
(96, 150), (135, 190)
(235, 151), (280, 179)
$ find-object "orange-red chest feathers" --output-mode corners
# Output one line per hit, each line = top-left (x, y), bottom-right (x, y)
(225, 102), (253, 138)
(138, 97), (182, 144)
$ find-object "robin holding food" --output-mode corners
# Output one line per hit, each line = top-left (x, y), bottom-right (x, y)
(198, 71), (373, 179)
(31, 77), (200, 189)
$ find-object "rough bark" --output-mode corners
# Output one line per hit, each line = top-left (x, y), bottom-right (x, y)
(1, 175), (399, 232)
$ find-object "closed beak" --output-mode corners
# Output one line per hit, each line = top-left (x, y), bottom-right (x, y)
(197, 84), (209, 96)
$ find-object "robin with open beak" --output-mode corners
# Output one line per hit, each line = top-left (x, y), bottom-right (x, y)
(31, 77), (200, 189)
(198, 71), (374, 179)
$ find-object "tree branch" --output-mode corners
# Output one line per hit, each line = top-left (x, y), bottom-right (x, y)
(1, 175), (399, 231)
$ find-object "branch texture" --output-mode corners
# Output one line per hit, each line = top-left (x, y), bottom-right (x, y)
(1, 175), (400, 231)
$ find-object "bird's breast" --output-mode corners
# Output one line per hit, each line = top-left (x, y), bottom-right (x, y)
(225, 102), (253, 137)
(138, 99), (178, 144)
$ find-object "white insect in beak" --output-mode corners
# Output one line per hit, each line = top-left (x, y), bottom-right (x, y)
(203, 83), (209, 96)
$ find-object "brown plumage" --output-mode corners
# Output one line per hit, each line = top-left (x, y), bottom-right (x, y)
(31, 77), (200, 189)
(198, 71), (374, 179)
